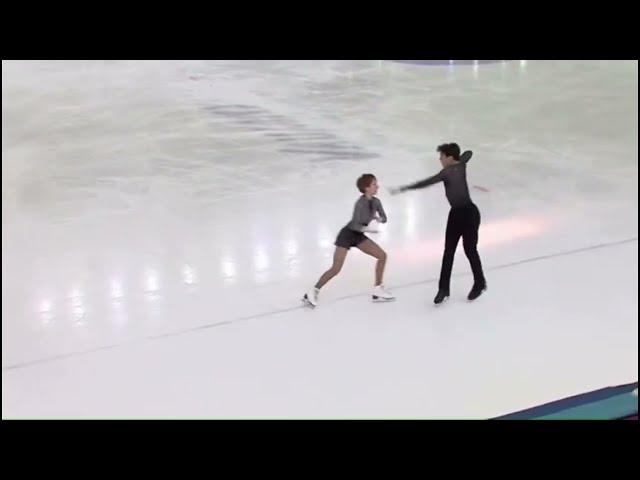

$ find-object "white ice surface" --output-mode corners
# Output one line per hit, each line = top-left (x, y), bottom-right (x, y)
(2, 60), (637, 418)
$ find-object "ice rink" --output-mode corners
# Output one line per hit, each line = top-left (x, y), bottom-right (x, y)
(2, 60), (637, 418)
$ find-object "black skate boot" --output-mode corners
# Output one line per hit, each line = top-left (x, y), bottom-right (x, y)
(467, 283), (487, 301)
(434, 289), (450, 305)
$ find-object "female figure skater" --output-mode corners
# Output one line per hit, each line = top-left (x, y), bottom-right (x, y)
(303, 173), (395, 307)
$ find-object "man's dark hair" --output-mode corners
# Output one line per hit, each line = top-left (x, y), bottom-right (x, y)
(437, 143), (461, 161)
